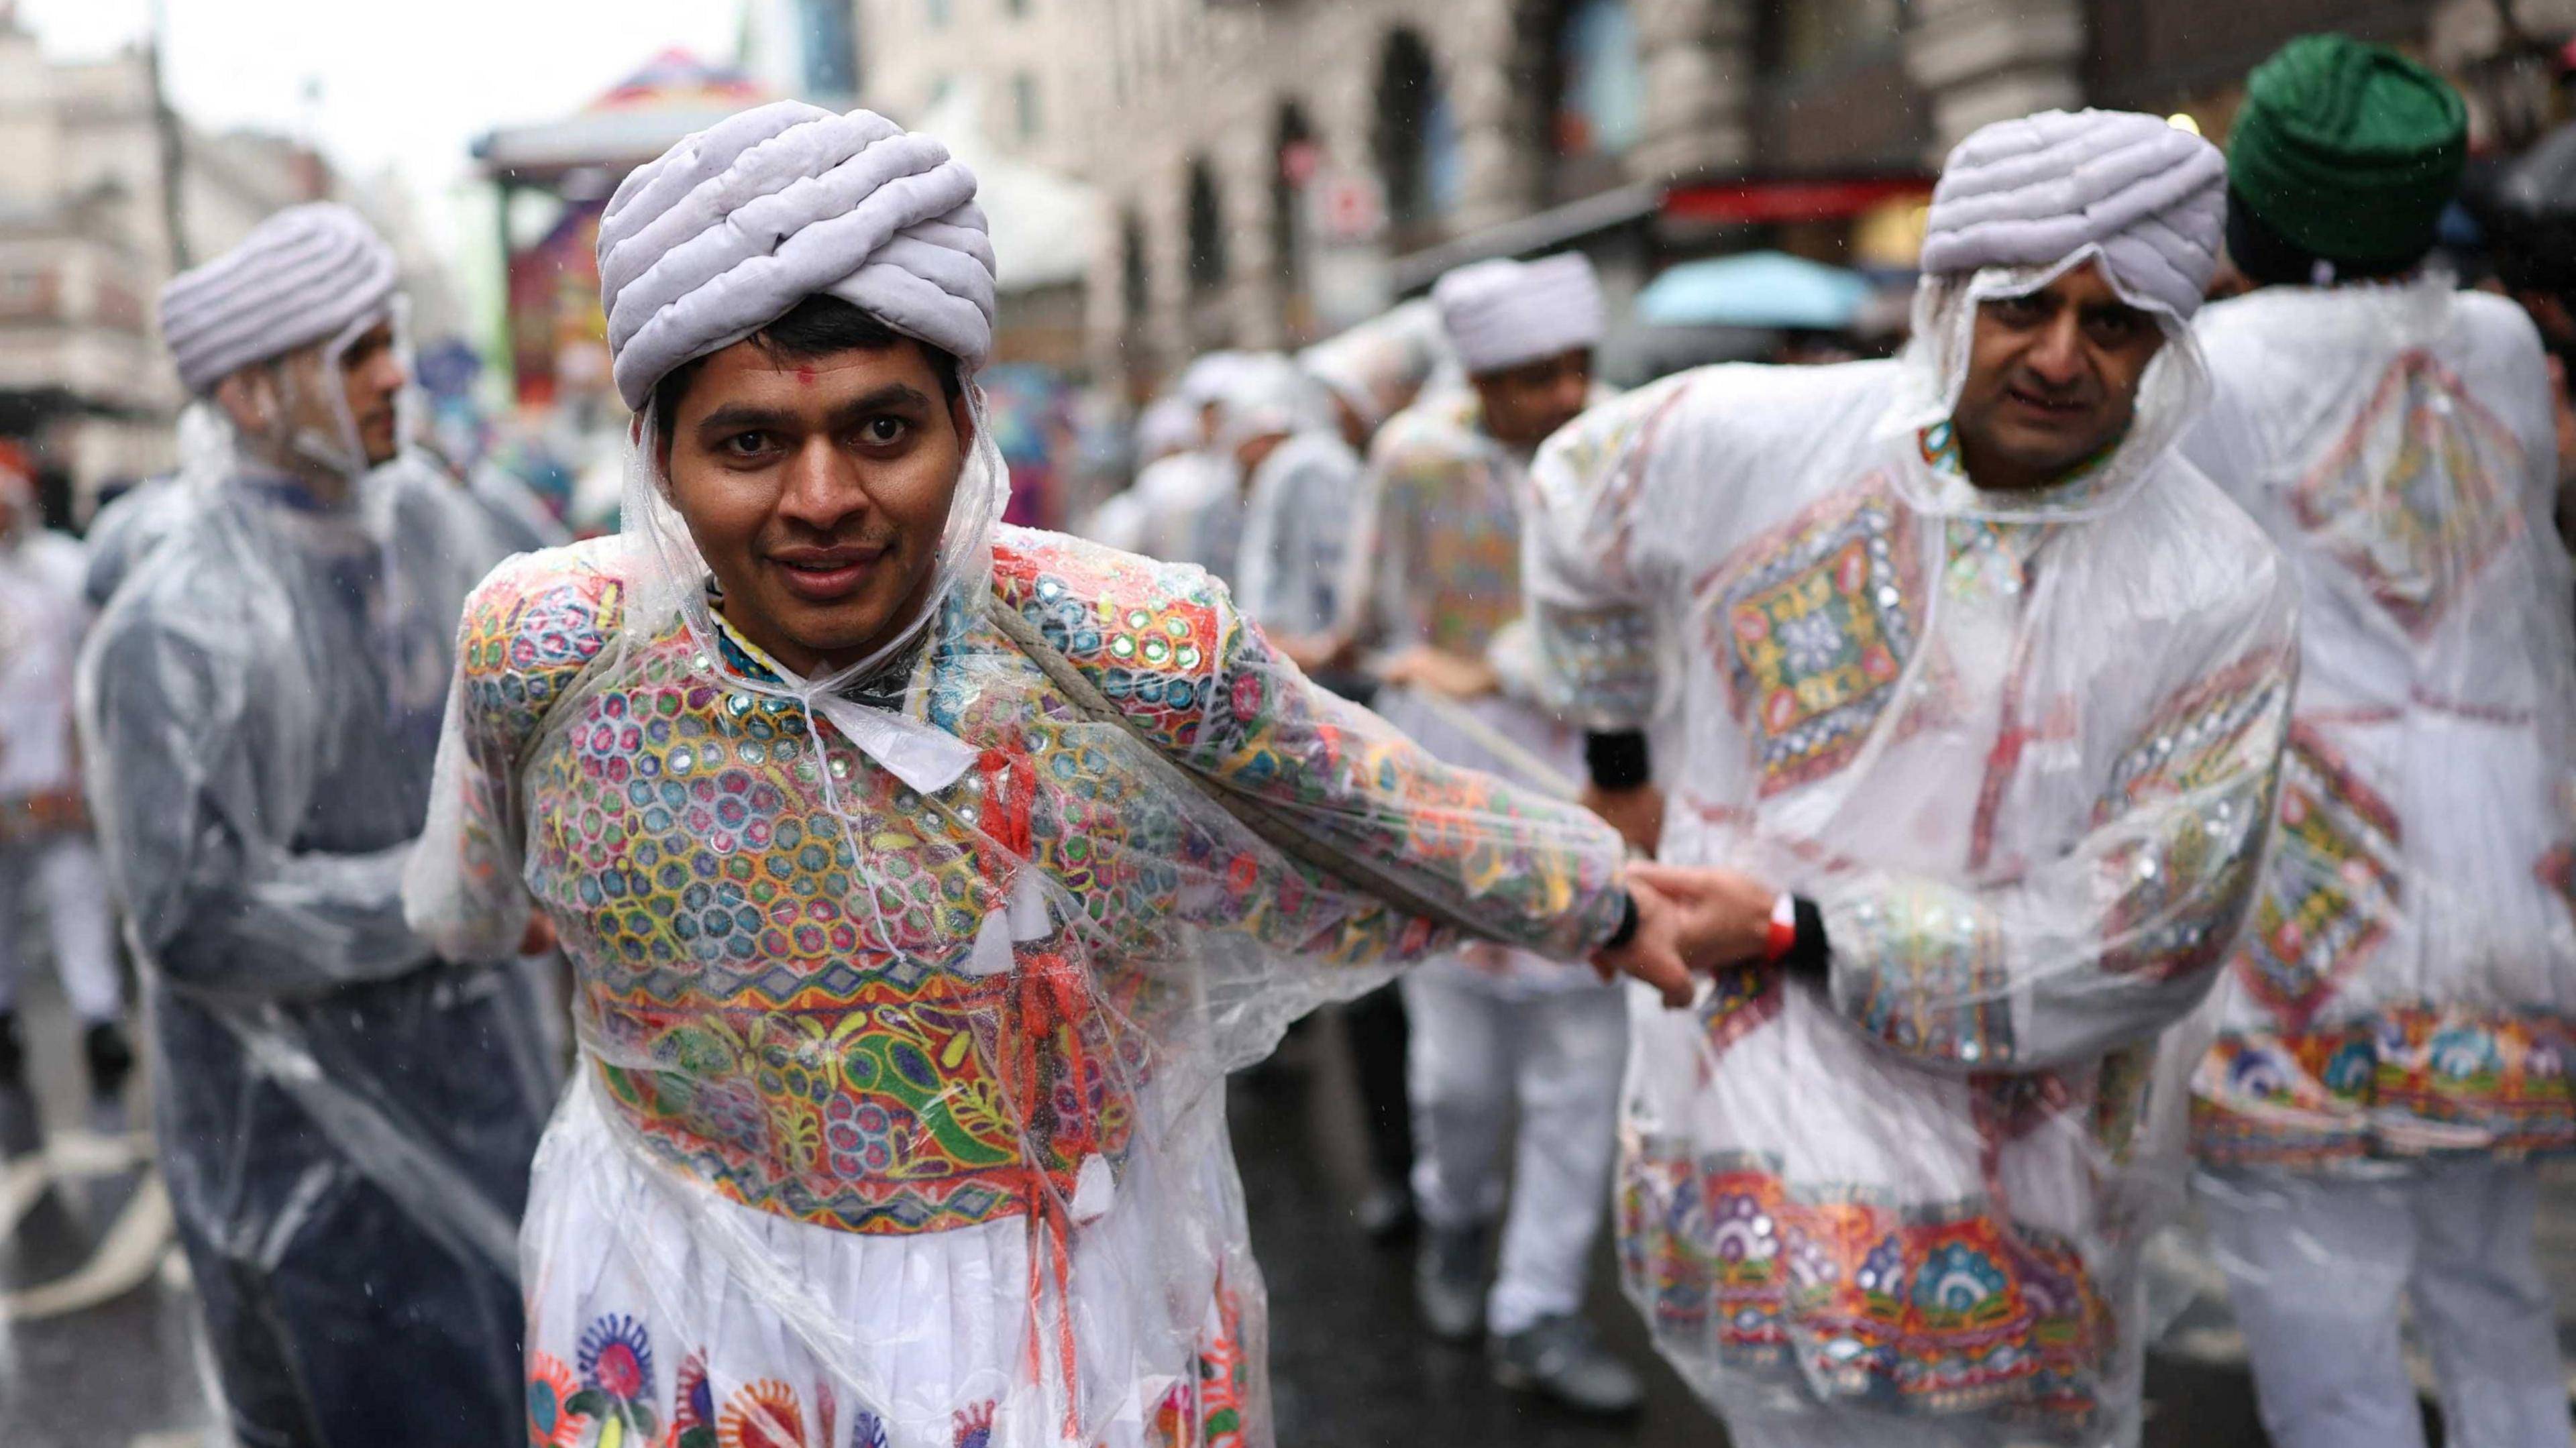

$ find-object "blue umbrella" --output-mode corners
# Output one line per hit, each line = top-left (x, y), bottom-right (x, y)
(1635, 251), (1874, 331)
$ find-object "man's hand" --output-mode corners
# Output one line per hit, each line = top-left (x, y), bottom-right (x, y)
(1378, 645), (1499, 700)
(1582, 783), (1665, 857)
(519, 911), (558, 957)
(1276, 630), (1356, 675)
(1626, 861), (1778, 972)
(1589, 879), (1697, 1008)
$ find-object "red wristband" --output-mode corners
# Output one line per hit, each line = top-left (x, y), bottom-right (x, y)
(1764, 891), (1796, 964)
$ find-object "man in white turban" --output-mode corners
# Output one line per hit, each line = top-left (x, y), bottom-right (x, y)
(402, 100), (1769, 1448)
(2182, 40), (2576, 1448)
(1299, 298), (1457, 453)
(1318, 250), (1647, 1414)
(78, 202), (554, 1446)
(1104, 351), (1246, 568)
(1197, 352), (1357, 648)
(1521, 109), (2299, 1447)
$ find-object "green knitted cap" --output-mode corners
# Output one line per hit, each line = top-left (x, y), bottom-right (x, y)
(2227, 34), (2467, 268)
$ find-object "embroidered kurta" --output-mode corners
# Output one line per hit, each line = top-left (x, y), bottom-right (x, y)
(1347, 388), (1605, 997)
(416, 524), (1627, 1448)
(2183, 280), (2576, 1170)
(1525, 359), (2296, 1443)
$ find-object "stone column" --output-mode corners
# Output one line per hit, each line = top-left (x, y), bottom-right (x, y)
(1215, 115), (1283, 351)
(1083, 186), (1138, 394)
(1903, 0), (2085, 158)
(1440, 5), (1538, 232)
(1631, 0), (1756, 180)
(1140, 157), (1193, 377)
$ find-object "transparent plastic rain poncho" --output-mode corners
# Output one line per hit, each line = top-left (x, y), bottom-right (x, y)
(1523, 251), (2300, 1445)
(1212, 355), (1360, 641)
(74, 405), (556, 1447)
(404, 379), (1628, 1448)
(2180, 277), (2576, 1174)
(1341, 384), (1613, 995)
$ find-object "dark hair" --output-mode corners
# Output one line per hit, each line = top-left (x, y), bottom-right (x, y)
(2226, 184), (2427, 290)
(651, 293), (963, 448)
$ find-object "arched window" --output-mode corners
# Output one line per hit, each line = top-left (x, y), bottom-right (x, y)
(1554, 0), (1643, 160)
(1185, 158), (1226, 295)
(1120, 209), (1150, 329)
(1271, 101), (1315, 333)
(1374, 28), (1461, 239)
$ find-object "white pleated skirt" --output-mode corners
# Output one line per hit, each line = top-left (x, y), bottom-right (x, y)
(520, 1074), (1260, 1448)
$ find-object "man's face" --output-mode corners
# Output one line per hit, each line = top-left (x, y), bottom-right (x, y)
(1951, 262), (2165, 491)
(1234, 431), (1287, 486)
(270, 319), (404, 467)
(1328, 391), (1372, 452)
(661, 336), (970, 679)
(337, 319), (405, 465)
(1473, 346), (1593, 451)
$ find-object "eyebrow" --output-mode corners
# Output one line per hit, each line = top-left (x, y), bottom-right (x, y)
(692, 383), (935, 437)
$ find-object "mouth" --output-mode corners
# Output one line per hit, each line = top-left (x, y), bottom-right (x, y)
(766, 543), (890, 604)
(2002, 384), (2090, 424)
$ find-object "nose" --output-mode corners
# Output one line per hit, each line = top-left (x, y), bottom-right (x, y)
(1552, 368), (1590, 416)
(362, 346), (408, 398)
(776, 437), (868, 531)
(2023, 313), (2087, 388)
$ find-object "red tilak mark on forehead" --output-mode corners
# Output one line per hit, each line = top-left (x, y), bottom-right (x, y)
(795, 366), (816, 387)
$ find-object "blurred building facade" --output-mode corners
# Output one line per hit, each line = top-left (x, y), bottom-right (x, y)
(0, 9), (457, 516)
(853, 0), (2548, 395)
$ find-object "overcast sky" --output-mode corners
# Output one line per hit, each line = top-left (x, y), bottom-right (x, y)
(17, 0), (749, 256)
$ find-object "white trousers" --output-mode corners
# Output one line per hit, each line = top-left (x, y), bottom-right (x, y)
(2201, 1160), (2571, 1448)
(0, 834), (119, 1023)
(1401, 968), (1626, 1335)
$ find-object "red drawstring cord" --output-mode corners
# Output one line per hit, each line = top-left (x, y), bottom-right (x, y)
(980, 747), (1097, 1444)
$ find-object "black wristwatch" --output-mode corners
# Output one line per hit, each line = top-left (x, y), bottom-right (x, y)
(1585, 730), (1651, 791)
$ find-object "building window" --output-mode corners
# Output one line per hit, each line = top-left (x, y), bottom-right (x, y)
(1013, 72), (1040, 141)
(925, 0), (951, 28)
(1271, 102), (1317, 337)
(1554, 0), (1643, 159)
(1186, 159), (1227, 294)
(1375, 27), (1460, 236)
(1778, 0), (1904, 76)
(928, 74), (954, 111)
(1121, 209), (1150, 327)
(1005, 0), (1030, 14)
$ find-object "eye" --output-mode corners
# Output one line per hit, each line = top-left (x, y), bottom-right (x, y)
(719, 431), (774, 459)
(1991, 294), (2050, 325)
(2084, 311), (2149, 346)
(855, 416), (912, 447)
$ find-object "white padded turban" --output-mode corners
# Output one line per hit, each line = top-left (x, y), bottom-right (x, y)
(598, 101), (998, 410)
(157, 203), (399, 397)
(1299, 298), (1452, 429)
(1210, 353), (1326, 451)
(1919, 109), (2226, 321)
(1175, 351), (1250, 408)
(1433, 253), (1604, 376)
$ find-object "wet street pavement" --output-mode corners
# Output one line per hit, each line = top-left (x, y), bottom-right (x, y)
(1, 966), (2567, 1446)
(0, 971), (219, 1448)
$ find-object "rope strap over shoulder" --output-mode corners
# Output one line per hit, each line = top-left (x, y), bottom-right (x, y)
(979, 591), (1513, 946)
